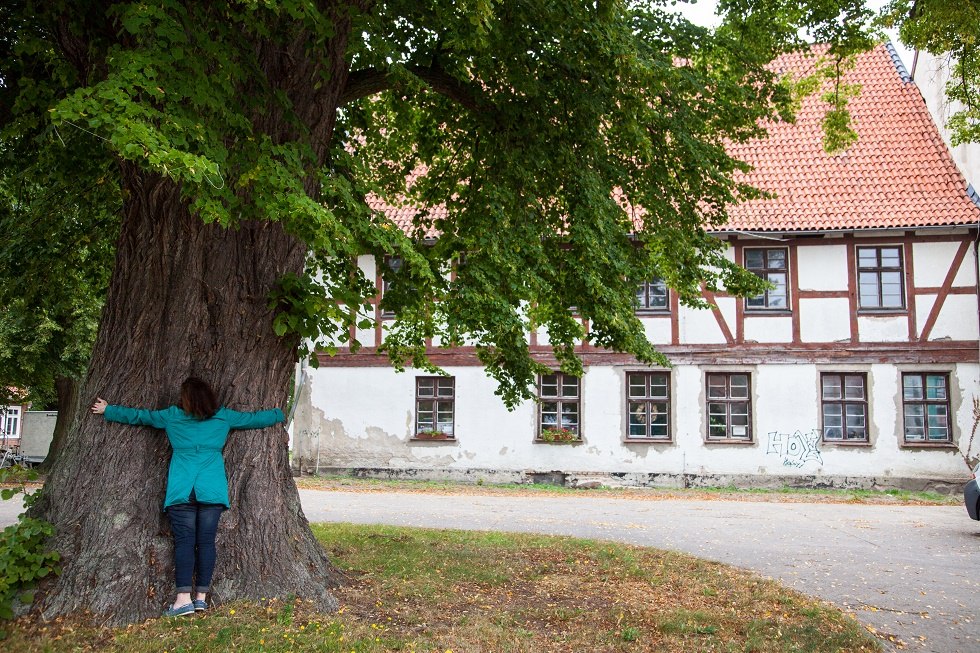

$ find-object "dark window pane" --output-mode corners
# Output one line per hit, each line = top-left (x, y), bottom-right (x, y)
(628, 402), (647, 434)
(628, 374), (646, 398)
(707, 375), (727, 399)
(541, 375), (558, 397)
(745, 249), (764, 268)
(649, 374), (668, 398)
(729, 375), (749, 399)
(561, 377), (579, 398)
(417, 378), (435, 397)
(560, 411), (579, 431)
(650, 403), (668, 426)
(768, 249), (787, 267)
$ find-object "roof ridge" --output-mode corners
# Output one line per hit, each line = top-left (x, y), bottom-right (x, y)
(884, 41), (912, 83)
(968, 183), (980, 210)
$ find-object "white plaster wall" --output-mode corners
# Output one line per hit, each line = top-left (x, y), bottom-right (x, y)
(858, 315), (909, 342)
(913, 295), (936, 340)
(743, 316), (793, 343)
(678, 304), (728, 344)
(912, 241), (971, 288)
(951, 244), (978, 287)
(302, 360), (980, 481)
(641, 316), (672, 345)
(797, 244), (848, 291)
(799, 298), (851, 342)
(925, 294), (980, 341)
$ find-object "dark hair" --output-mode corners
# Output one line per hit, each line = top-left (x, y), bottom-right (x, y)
(180, 377), (219, 419)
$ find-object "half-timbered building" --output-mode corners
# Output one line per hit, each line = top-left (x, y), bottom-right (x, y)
(292, 44), (980, 490)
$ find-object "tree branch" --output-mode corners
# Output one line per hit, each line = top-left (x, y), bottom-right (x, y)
(339, 65), (484, 113)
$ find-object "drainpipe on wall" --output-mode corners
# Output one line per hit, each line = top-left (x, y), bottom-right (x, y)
(975, 226), (980, 370)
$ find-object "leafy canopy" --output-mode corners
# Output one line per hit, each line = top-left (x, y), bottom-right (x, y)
(0, 1), (892, 406)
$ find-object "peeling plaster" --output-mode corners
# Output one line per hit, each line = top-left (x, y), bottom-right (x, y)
(294, 405), (457, 469)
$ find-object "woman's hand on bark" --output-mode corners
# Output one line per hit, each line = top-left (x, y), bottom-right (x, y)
(91, 398), (108, 414)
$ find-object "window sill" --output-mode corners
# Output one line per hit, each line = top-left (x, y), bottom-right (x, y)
(410, 436), (456, 443)
(703, 438), (754, 445)
(744, 310), (793, 316)
(821, 440), (871, 447)
(623, 438), (673, 444)
(534, 438), (583, 445)
(635, 310), (671, 316)
(900, 441), (957, 449)
(856, 309), (906, 316)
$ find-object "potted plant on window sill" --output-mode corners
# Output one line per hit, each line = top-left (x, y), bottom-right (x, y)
(414, 430), (454, 441)
(538, 427), (579, 443)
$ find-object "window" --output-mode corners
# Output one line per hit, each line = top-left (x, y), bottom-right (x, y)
(706, 373), (751, 441)
(380, 255), (403, 317)
(627, 372), (670, 440)
(902, 373), (951, 444)
(745, 248), (788, 310)
(0, 406), (20, 445)
(857, 246), (904, 309)
(415, 377), (455, 439)
(636, 277), (669, 311)
(538, 372), (581, 440)
(821, 373), (869, 442)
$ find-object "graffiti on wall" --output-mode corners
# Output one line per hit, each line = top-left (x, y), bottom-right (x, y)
(766, 430), (823, 468)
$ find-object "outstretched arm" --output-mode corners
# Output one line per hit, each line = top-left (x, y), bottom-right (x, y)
(92, 398), (170, 429)
(222, 407), (285, 430)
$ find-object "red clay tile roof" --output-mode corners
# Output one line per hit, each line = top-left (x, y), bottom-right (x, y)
(367, 192), (444, 239)
(370, 43), (979, 235)
(724, 43), (980, 231)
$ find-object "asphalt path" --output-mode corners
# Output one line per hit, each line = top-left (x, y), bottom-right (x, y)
(3, 488), (978, 652)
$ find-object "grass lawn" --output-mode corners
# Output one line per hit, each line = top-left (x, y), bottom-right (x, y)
(295, 473), (960, 505)
(4, 523), (880, 652)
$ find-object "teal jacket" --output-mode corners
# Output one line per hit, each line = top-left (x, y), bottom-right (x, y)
(103, 404), (285, 509)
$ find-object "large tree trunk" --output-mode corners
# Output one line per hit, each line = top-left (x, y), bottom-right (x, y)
(28, 2), (363, 624)
(28, 167), (344, 624)
(36, 376), (79, 473)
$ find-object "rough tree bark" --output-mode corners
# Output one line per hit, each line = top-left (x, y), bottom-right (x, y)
(30, 168), (343, 623)
(28, 3), (364, 624)
(35, 376), (79, 473)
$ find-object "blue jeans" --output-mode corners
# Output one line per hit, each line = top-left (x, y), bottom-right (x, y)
(167, 502), (224, 593)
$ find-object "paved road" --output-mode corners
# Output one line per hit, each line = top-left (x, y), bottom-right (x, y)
(4, 489), (978, 652)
